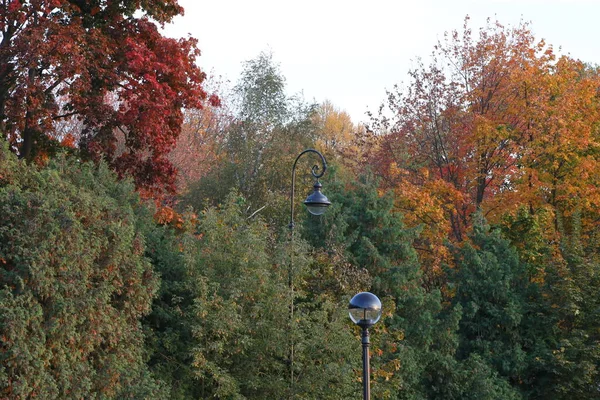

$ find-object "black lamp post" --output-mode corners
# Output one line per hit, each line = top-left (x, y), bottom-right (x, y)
(288, 149), (331, 399)
(349, 292), (382, 400)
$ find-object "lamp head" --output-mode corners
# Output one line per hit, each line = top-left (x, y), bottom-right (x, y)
(303, 181), (331, 216)
(348, 292), (382, 329)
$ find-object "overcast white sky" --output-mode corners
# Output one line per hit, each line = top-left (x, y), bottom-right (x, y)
(163, 0), (600, 123)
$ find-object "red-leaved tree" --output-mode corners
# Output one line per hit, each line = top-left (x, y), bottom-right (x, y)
(0, 0), (216, 195)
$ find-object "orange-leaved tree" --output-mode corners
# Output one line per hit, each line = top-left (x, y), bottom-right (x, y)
(367, 17), (600, 273)
(510, 57), (600, 236)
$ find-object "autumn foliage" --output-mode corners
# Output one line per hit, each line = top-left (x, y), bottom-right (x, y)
(369, 18), (600, 273)
(0, 0), (213, 195)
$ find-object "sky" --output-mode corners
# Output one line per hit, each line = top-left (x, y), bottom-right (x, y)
(163, 0), (600, 124)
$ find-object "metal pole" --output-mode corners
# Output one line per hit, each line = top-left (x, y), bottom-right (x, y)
(288, 222), (295, 400)
(362, 327), (371, 400)
(288, 149), (328, 400)
(288, 167), (295, 400)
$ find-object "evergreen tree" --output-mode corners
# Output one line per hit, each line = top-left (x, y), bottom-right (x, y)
(0, 143), (162, 398)
(146, 192), (360, 399)
(502, 209), (600, 399)
(450, 216), (527, 392)
(142, 216), (202, 398)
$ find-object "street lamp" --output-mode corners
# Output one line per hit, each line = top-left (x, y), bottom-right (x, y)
(289, 149), (331, 226)
(288, 149), (331, 399)
(349, 292), (382, 400)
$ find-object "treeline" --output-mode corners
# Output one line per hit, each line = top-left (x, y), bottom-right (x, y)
(1, 3), (600, 399)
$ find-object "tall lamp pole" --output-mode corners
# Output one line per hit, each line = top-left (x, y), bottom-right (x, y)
(349, 292), (382, 400)
(288, 149), (331, 399)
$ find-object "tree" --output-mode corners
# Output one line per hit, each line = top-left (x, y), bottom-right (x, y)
(168, 75), (231, 192)
(312, 100), (356, 153)
(181, 51), (317, 223)
(0, 0), (214, 195)
(233, 51), (289, 129)
(366, 17), (600, 287)
(145, 192), (361, 399)
(303, 171), (417, 280)
(501, 209), (600, 399)
(0, 142), (161, 398)
(141, 212), (203, 399)
(451, 217), (527, 384)
(369, 18), (552, 241)
(512, 58), (600, 237)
